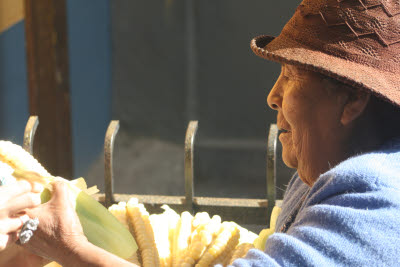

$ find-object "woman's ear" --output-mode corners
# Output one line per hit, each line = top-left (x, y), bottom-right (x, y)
(340, 89), (370, 125)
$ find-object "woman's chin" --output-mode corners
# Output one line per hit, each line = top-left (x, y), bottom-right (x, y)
(282, 149), (298, 169)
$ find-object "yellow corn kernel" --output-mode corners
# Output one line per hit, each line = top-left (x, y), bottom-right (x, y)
(213, 226), (240, 266)
(160, 205), (180, 267)
(0, 141), (50, 176)
(229, 243), (254, 265)
(126, 250), (141, 266)
(172, 211), (193, 267)
(126, 200), (159, 267)
(270, 206), (282, 230)
(196, 222), (240, 267)
(181, 215), (222, 266)
(150, 213), (170, 267)
(233, 223), (258, 245)
(109, 202), (129, 229)
(192, 212), (210, 230)
(144, 214), (160, 267)
(253, 205), (282, 251)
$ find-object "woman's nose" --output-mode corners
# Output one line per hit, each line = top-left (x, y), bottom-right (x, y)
(267, 81), (283, 110)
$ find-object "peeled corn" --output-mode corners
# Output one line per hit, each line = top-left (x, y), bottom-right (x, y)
(0, 141), (137, 260)
(111, 198), (264, 267)
(253, 205), (282, 251)
(172, 211), (193, 266)
(229, 243), (254, 265)
(126, 199), (160, 267)
(196, 222), (240, 267)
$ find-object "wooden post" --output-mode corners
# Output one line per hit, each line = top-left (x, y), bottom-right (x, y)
(24, 0), (73, 178)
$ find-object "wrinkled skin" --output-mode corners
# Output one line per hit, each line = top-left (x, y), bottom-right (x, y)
(267, 64), (370, 186)
(0, 243), (48, 267)
(19, 181), (136, 267)
(22, 181), (88, 264)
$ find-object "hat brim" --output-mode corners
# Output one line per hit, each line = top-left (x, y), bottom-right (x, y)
(251, 35), (400, 107)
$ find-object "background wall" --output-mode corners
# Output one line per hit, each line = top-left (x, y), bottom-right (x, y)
(88, 0), (297, 199)
(0, 0), (112, 178)
(0, 21), (29, 144)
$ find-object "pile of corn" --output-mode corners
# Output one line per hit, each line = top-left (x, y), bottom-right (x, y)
(0, 141), (282, 266)
(109, 199), (259, 267)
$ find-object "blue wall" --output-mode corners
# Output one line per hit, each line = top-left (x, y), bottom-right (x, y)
(0, 22), (29, 145)
(0, 0), (112, 178)
(67, 0), (112, 177)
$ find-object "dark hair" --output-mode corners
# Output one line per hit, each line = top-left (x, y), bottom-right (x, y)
(366, 95), (400, 142)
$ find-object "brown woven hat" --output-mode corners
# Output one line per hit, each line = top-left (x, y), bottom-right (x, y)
(251, 0), (400, 107)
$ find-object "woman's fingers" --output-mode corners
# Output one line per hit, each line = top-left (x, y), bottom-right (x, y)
(0, 215), (28, 234)
(1, 180), (32, 199)
(0, 232), (19, 251)
(6, 193), (41, 215)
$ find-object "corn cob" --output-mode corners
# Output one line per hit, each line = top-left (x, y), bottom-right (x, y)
(109, 202), (129, 229)
(150, 211), (171, 267)
(0, 141), (137, 260)
(180, 214), (222, 266)
(126, 250), (141, 266)
(161, 204), (180, 267)
(0, 141), (50, 176)
(229, 243), (254, 265)
(211, 225), (240, 266)
(234, 223), (258, 245)
(195, 222), (240, 267)
(269, 205), (282, 230)
(192, 212), (211, 230)
(253, 205), (282, 251)
(126, 199), (160, 267)
(172, 211), (193, 266)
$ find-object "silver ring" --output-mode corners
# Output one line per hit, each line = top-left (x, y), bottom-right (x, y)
(19, 217), (39, 244)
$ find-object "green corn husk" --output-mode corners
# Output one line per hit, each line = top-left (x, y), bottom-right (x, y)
(13, 169), (138, 259)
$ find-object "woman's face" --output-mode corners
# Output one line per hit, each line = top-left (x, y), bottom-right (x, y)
(267, 64), (348, 186)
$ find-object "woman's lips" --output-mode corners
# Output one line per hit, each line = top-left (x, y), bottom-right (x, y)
(279, 130), (291, 142)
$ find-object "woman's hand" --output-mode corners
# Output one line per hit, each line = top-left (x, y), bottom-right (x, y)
(22, 181), (137, 267)
(0, 180), (42, 250)
(22, 181), (88, 264)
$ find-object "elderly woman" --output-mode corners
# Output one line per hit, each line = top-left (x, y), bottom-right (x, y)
(13, 0), (400, 266)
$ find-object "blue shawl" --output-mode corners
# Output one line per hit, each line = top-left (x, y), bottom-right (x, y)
(231, 139), (400, 266)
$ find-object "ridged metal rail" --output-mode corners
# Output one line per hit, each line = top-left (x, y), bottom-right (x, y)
(23, 116), (279, 226)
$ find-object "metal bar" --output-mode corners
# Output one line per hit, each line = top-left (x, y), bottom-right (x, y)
(266, 124), (278, 222)
(184, 120), (198, 213)
(104, 120), (120, 208)
(23, 116), (39, 154)
(93, 193), (268, 225)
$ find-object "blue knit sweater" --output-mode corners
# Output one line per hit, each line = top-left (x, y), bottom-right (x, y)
(231, 139), (400, 266)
